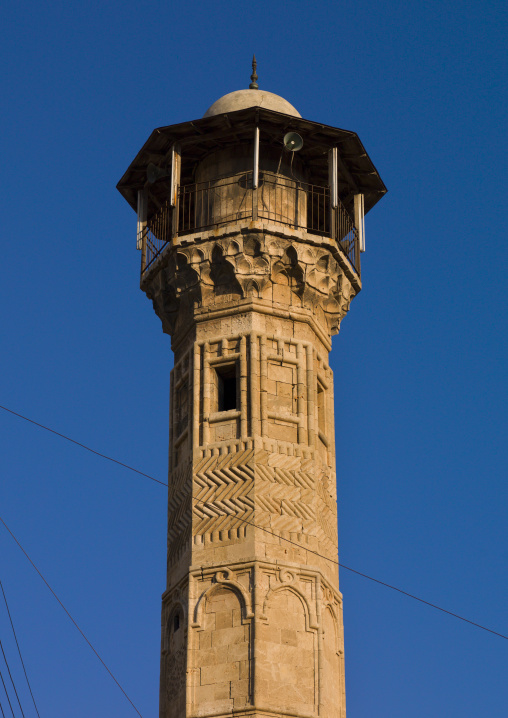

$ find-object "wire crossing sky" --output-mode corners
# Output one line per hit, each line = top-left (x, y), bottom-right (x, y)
(1, 403), (507, 642)
(0, 516), (143, 717)
(1, 2), (507, 717)
(0, 579), (41, 718)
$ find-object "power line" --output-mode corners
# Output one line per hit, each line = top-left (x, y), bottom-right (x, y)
(1, 403), (507, 642)
(0, 663), (15, 718)
(0, 517), (143, 718)
(0, 635), (25, 718)
(0, 578), (41, 718)
(0, 405), (165, 488)
(195, 506), (508, 640)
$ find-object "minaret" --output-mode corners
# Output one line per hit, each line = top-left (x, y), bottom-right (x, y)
(117, 61), (386, 718)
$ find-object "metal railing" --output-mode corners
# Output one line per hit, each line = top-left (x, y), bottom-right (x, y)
(335, 201), (360, 273)
(145, 197), (174, 271)
(257, 173), (331, 237)
(142, 171), (360, 275)
(179, 173), (252, 233)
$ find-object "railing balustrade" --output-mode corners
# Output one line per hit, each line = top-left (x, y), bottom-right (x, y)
(145, 197), (174, 271)
(142, 171), (360, 276)
(335, 201), (360, 273)
(179, 173), (252, 233)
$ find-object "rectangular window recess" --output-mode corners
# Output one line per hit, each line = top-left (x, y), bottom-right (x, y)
(216, 363), (238, 412)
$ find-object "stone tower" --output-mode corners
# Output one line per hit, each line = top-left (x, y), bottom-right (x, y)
(117, 66), (386, 718)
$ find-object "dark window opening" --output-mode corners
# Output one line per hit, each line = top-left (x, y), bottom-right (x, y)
(173, 613), (180, 632)
(216, 364), (237, 412)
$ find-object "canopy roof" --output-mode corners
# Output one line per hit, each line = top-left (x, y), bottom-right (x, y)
(117, 106), (387, 218)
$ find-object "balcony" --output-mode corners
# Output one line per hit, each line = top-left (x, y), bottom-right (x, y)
(140, 170), (360, 277)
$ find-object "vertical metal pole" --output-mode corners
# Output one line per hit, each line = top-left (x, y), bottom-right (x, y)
(171, 144), (181, 241)
(137, 188), (147, 273)
(328, 148), (338, 241)
(354, 192), (364, 274)
(252, 126), (259, 221)
(354, 193), (365, 252)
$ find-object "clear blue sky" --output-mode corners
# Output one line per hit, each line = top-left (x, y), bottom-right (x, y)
(1, 1), (507, 716)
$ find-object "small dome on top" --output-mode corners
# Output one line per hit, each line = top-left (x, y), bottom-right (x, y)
(204, 56), (300, 119)
(203, 89), (301, 118)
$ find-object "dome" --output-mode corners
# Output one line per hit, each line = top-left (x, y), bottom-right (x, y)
(203, 89), (301, 118)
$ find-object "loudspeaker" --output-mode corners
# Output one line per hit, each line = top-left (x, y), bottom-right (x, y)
(283, 132), (304, 152)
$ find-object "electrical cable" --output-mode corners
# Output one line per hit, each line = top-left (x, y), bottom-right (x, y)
(0, 517), (143, 718)
(1, 403), (507, 642)
(194, 505), (508, 640)
(0, 636), (25, 718)
(0, 578), (41, 718)
(0, 405), (165, 488)
(0, 664), (15, 718)
(0, 693), (6, 718)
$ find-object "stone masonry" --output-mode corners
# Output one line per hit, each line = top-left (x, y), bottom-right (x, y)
(118, 82), (385, 718)
(144, 218), (356, 718)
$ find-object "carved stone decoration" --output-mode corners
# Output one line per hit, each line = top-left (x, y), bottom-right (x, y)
(166, 459), (192, 575)
(143, 230), (358, 339)
(117, 85), (386, 718)
(144, 207), (354, 718)
(192, 450), (255, 544)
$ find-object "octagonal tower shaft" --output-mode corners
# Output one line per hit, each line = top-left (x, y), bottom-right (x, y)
(152, 217), (351, 718)
(117, 97), (386, 718)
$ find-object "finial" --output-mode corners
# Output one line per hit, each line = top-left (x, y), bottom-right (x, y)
(249, 55), (259, 90)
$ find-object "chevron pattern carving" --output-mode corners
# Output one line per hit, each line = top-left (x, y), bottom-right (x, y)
(316, 467), (338, 549)
(167, 461), (192, 568)
(253, 449), (338, 554)
(193, 448), (255, 538)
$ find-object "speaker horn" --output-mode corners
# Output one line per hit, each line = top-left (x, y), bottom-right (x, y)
(283, 132), (303, 152)
(146, 162), (169, 184)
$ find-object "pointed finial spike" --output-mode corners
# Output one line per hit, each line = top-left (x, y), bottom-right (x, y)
(249, 54), (259, 90)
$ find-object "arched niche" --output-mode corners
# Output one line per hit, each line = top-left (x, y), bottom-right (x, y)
(191, 582), (253, 713)
(258, 586), (317, 713)
(161, 601), (187, 718)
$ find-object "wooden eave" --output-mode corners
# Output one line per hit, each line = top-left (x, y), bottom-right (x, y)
(117, 107), (387, 217)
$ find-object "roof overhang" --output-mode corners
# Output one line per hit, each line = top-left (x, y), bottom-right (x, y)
(117, 107), (387, 217)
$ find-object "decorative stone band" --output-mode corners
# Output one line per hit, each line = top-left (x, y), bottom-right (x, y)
(174, 560), (346, 718)
(143, 229), (357, 340)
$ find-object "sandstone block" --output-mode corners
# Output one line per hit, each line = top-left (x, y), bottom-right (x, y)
(200, 662), (239, 686)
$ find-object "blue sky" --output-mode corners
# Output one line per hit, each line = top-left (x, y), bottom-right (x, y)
(1, 1), (507, 716)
